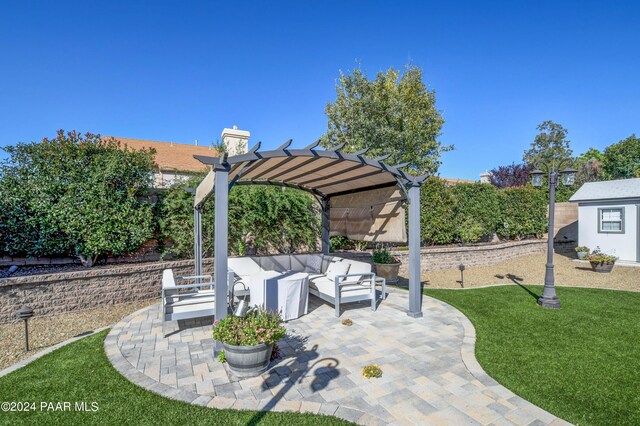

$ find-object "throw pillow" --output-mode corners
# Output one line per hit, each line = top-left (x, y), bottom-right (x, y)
(325, 260), (350, 281)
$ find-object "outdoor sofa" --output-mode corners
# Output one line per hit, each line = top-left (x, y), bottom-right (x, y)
(229, 254), (384, 317)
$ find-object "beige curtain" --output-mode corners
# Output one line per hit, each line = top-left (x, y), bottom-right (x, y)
(329, 186), (407, 243)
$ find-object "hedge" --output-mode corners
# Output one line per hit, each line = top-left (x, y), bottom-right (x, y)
(420, 179), (547, 245)
(158, 176), (321, 258)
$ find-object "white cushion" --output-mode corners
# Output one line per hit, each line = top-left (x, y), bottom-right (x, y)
(310, 277), (370, 298)
(229, 257), (263, 278)
(325, 259), (350, 281)
(344, 261), (372, 283)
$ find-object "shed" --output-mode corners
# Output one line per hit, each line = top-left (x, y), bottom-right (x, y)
(569, 178), (640, 262)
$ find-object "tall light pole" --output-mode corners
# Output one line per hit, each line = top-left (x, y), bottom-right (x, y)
(530, 160), (576, 309)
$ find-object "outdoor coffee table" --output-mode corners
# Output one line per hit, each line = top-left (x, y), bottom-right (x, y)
(247, 271), (310, 321)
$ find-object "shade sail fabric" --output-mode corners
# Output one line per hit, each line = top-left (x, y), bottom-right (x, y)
(329, 187), (407, 243)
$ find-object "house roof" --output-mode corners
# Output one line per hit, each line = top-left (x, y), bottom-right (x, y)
(442, 177), (476, 186)
(109, 137), (217, 173)
(569, 178), (640, 202)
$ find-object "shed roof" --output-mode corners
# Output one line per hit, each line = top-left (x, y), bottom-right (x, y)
(569, 178), (640, 202)
(110, 137), (217, 173)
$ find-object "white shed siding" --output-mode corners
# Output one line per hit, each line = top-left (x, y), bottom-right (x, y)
(577, 201), (638, 262)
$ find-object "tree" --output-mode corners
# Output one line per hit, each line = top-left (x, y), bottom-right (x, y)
(574, 147), (604, 187)
(602, 135), (640, 179)
(488, 163), (533, 188)
(523, 120), (573, 166)
(321, 64), (449, 175)
(0, 130), (155, 266)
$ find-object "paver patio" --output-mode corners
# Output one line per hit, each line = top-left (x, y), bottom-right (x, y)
(104, 289), (570, 425)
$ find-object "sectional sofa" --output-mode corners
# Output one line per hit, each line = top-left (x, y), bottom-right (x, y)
(228, 254), (383, 317)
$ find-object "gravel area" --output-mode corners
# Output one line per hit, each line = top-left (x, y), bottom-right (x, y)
(423, 253), (640, 291)
(0, 299), (158, 371)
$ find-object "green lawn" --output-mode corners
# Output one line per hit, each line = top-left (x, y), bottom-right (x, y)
(425, 285), (640, 426)
(0, 330), (351, 426)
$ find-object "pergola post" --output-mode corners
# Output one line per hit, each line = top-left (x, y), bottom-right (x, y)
(407, 184), (423, 318)
(321, 198), (330, 255)
(214, 170), (229, 328)
(193, 207), (202, 276)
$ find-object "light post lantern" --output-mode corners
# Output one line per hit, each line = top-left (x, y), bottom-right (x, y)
(531, 160), (576, 309)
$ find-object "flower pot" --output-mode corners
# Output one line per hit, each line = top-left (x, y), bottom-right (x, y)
(577, 251), (589, 260)
(589, 261), (615, 273)
(374, 262), (401, 283)
(223, 342), (273, 377)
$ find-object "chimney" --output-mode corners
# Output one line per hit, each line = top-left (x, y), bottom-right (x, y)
(221, 125), (250, 156)
(479, 171), (491, 184)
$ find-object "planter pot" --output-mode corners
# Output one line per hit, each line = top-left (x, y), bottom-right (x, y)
(223, 342), (273, 377)
(589, 261), (615, 273)
(374, 262), (401, 283)
(576, 251), (589, 260)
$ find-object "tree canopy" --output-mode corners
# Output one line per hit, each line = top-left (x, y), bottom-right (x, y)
(488, 163), (533, 188)
(321, 64), (449, 175)
(602, 134), (640, 179)
(0, 131), (156, 266)
(523, 120), (573, 166)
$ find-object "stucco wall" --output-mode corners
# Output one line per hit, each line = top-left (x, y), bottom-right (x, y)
(553, 202), (578, 242)
(577, 201), (639, 262)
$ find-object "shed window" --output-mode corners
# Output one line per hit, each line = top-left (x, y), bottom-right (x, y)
(599, 208), (624, 233)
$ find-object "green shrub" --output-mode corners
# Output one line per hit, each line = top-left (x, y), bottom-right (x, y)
(159, 177), (321, 258)
(212, 309), (286, 346)
(0, 131), (155, 265)
(457, 216), (485, 245)
(497, 187), (547, 239)
(450, 183), (500, 242)
(419, 177), (457, 245)
(372, 246), (398, 264)
(329, 236), (352, 252)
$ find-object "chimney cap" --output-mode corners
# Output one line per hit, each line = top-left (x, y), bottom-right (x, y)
(221, 126), (250, 139)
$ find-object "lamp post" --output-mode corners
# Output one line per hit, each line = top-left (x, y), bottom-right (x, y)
(531, 160), (576, 309)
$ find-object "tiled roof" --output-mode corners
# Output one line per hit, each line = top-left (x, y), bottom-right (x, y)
(442, 177), (476, 186)
(109, 137), (218, 173)
(569, 178), (640, 202)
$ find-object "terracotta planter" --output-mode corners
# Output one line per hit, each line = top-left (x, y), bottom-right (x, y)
(589, 261), (615, 273)
(374, 262), (401, 283)
(576, 251), (589, 260)
(223, 342), (273, 377)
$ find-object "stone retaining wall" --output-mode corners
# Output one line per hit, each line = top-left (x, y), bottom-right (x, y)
(0, 239), (564, 324)
(0, 259), (211, 324)
(338, 239), (551, 276)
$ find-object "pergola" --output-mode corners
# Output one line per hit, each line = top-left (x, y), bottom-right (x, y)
(192, 140), (427, 319)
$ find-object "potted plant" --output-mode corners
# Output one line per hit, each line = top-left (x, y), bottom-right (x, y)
(575, 246), (590, 260)
(212, 309), (286, 377)
(372, 246), (401, 283)
(587, 251), (618, 273)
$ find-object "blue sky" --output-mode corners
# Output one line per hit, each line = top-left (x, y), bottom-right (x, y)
(0, 1), (638, 180)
